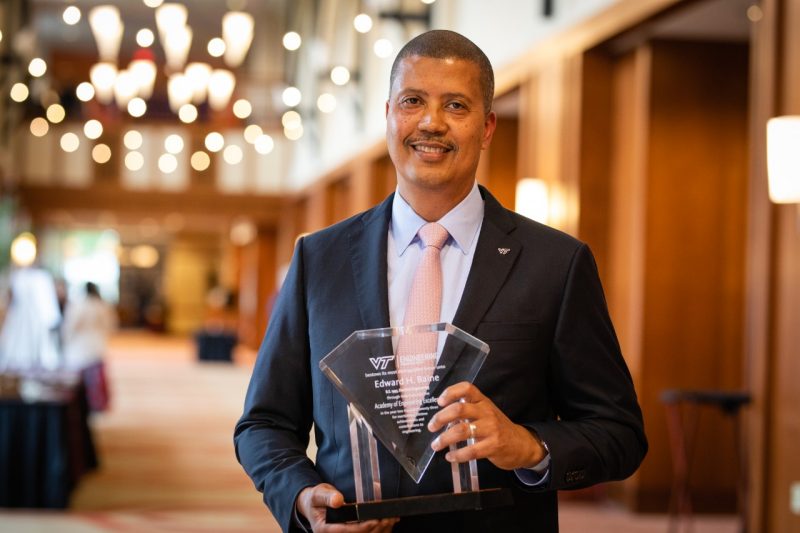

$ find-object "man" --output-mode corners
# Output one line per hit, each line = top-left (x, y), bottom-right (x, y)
(0, 246), (62, 372)
(235, 30), (647, 532)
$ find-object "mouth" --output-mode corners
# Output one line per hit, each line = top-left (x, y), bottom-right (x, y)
(407, 139), (455, 158)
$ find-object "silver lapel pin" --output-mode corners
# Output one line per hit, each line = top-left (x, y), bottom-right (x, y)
(498, 248), (510, 255)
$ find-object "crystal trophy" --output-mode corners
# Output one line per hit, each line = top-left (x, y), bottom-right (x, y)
(319, 323), (513, 522)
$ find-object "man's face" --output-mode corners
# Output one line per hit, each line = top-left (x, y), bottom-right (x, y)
(386, 55), (496, 200)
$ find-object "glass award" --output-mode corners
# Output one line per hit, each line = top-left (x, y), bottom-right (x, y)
(319, 323), (513, 523)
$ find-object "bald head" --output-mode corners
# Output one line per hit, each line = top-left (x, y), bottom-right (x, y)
(390, 30), (495, 115)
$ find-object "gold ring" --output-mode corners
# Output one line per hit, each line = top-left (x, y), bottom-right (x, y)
(468, 422), (477, 439)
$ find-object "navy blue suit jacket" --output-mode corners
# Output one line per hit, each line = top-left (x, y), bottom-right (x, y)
(234, 187), (647, 532)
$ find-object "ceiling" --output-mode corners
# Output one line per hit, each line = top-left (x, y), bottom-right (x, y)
(28, 0), (282, 57)
(1, 0), (757, 237)
(652, 0), (753, 42)
(1, 0), (432, 235)
(13, 0), (289, 121)
(3, 0), (433, 142)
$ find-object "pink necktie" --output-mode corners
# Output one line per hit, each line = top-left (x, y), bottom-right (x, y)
(397, 222), (449, 431)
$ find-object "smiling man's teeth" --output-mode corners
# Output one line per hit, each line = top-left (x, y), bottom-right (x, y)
(415, 145), (448, 153)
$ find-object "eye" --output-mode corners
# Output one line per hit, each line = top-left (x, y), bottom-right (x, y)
(446, 101), (467, 111)
(401, 96), (422, 106)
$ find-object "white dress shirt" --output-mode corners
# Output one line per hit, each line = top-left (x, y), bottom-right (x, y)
(387, 182), (549, 485)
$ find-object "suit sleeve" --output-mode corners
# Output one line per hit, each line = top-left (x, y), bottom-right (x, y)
(527, 243), (647, 490)
(234, 239), (321, 531)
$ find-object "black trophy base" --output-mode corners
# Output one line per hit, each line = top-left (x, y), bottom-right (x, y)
(326, 488), (513, 523)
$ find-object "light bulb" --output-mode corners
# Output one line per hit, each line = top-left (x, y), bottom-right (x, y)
(282, 86), (302, 107)
(331, 66), (350, 86)
(283, 31), (301, 51)
(136, 28), (155, 47)
(317, 93), (337, 113)
(353, 14), (373, 33)
(63, 6), (81, 25)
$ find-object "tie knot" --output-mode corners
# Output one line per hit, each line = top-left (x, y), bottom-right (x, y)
(418, 222), (449, 250)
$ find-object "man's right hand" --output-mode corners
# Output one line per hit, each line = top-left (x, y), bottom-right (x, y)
(296, 483), (398, 532)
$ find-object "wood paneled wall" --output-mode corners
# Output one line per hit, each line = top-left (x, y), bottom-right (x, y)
(641, 39), (749, 510)
(237, 227), (277, 349)
(580, 38), (750, 511)
(577, 50), (615, 278)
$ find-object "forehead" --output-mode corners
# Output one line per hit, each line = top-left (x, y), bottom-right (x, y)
(390, 55), (482, 96)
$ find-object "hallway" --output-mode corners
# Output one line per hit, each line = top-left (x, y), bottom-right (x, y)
(1, 332), (737, 532)
(3, 331), (277, 532)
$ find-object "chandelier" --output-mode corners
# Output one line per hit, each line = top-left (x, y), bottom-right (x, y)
(86, 3), (253, 121)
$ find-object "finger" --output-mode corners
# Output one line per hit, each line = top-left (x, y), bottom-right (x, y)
(432, 419), (478, 451)
(310, 485), (344, 509)
(436, 381), (480, 407)
(427, 399), (479, 433)
(444, 439), (487, 463)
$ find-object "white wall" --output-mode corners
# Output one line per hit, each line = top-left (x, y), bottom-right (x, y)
(433, 0), (618, 70)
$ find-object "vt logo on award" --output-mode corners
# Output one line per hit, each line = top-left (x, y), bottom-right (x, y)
(369, 355), (395, 370)
(319, 322), (514, 523)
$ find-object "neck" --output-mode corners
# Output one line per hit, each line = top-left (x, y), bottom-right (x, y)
(398, 180), (474, 222)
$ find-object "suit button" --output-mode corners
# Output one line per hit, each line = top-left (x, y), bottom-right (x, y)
(565, 470), (586, 484)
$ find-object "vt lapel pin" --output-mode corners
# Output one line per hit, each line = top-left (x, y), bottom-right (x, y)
(497, 248), (510, 255)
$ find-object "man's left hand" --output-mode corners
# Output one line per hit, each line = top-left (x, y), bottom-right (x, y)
(427, 381), (546, 471)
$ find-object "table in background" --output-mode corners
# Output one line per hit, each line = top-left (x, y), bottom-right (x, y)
(661, 389), (751, 533)
(195, 330), (237, 362)
(0, 376), (97, 508)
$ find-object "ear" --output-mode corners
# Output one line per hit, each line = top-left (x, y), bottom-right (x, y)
(385, 100), (390, 118)
(481, 111), (497, 150)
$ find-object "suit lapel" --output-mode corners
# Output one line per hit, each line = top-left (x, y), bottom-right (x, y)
(452, 187), (521, 336)
(348, 194), (393, 331)
(347, 193), (402, 497)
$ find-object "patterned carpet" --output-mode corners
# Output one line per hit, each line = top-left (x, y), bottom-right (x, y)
(0, 331), (738, 532)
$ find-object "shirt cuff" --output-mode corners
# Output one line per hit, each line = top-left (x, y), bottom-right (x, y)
(293, 499), (312, 532)
(514, 454), (551, 486)
(514, 428), (551, 487)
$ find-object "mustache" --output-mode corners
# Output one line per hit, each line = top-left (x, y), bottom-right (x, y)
(405, 136), (456, 150)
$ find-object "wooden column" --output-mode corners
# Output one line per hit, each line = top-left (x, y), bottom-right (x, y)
(749, 0), (800, 530)
(304, 186), (329, 233)
(744, 0), (777, 529)
(606, 46), (651, 507)
(327, 174), (353, 225)
(237, 225), (277, 350)
(370, 155), (398, 206)
(534, 57), (581, 235)
(577, 49), (615, 276)
(481, 114), (518, 210)
(517, 78), (538, 186)
(511, 57), (583, 235)
(350, 160), (375, 214)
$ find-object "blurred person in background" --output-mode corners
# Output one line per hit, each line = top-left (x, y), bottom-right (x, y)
(63, 281), (117, 410)
(0, 235), (62, 372)
(63, 282), (117, 369)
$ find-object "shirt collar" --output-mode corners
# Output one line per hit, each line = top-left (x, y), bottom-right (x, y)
(391, 181), (484, 257)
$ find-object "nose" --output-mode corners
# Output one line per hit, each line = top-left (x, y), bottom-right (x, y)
(418, 107), (447, 134)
